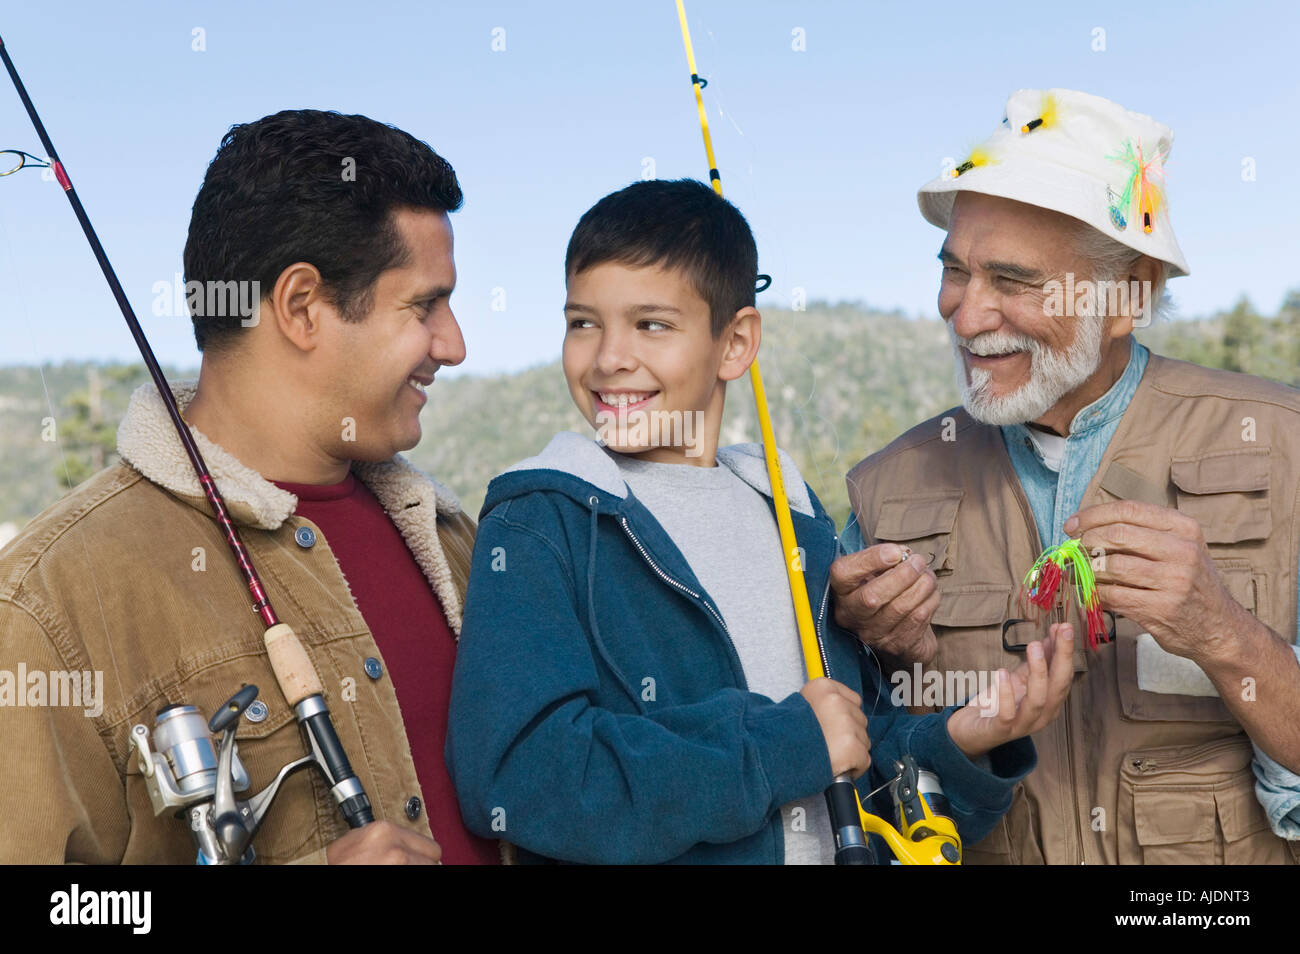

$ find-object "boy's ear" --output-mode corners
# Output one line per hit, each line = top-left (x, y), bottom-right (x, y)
(717, 307), (761, 383)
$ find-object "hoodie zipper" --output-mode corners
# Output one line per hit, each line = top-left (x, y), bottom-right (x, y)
(623, 509), (830, 865)
(618, 517), (748, 688)
(620, 514), (836, 684)
(814, 565), (833, 681)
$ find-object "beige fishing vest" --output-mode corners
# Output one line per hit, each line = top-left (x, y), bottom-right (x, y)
(846, 353), (1300, 864)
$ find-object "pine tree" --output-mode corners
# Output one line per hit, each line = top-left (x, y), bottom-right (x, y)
(1220, 296), (1264, 373)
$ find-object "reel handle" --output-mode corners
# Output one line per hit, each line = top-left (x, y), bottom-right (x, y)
(210, 684), (259, 734)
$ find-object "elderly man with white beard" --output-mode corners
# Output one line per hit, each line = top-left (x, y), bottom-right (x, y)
(833, 88), (1300, 865)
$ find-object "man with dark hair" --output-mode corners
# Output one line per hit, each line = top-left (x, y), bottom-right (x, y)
(0, 109), (497, 864)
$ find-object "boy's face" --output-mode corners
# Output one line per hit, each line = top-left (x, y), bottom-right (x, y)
(563, 262), (751, 465)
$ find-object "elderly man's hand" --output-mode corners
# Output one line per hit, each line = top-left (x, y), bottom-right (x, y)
(1065, 500), (1253, 664)
(831, 543), (939, 665)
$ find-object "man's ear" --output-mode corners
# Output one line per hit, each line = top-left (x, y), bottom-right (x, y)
(718, 307), (761, 383)
(1109, 255), (1163, 338)
(270, 262), (331, 352)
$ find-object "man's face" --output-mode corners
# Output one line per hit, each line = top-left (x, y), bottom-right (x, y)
(937, 192), (1105, 426)
(317, 207), (463, 461)
(563, 262), (728, 464)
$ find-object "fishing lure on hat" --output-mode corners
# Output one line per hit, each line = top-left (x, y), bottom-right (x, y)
(1108, 138), (1168, 235)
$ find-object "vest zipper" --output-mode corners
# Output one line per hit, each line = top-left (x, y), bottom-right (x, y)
(618, 516), (747, 688)
(1062, 696), (1085, 863)
(1000, 444), (1087, 864)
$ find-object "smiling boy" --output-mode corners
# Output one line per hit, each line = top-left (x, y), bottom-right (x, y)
(446, 179), (1074, 864)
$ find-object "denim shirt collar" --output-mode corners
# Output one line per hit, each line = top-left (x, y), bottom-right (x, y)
(1004, 338), (1149, 457)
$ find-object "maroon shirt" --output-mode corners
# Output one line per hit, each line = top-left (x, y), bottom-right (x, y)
(273, 474), (498, 865)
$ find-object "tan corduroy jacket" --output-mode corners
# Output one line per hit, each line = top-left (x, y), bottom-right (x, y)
(0, 381), (477, 863)
(848, 353), (1300, 865)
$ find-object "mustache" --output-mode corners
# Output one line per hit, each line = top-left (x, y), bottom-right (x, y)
(947, 325), (1040, 357)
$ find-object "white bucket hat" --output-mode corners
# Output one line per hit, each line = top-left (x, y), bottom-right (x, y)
(918, 88), (1189, 277)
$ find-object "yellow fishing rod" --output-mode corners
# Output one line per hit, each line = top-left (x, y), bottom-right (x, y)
(673, 0), (959, 865)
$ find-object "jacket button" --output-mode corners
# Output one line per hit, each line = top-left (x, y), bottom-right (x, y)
(244, 700), (269, 723)
(294, 526), (316, 548)
(405, 796), (422, 821)
(364, 657), (383, 679)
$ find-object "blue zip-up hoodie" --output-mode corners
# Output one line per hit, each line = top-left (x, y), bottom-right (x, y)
(446, 432), (1035, 864)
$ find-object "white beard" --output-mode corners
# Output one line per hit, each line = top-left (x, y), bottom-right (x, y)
(948, 310), (1106, 426)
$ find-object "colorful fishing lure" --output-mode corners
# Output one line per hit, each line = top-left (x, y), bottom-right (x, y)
(1020, 538), (1108, 650)
(1020, 92), (1059, 134)
(951, 144), (995, 178)
(1107, 138), (1168, 234)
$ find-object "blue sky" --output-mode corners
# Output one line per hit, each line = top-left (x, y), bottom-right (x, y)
(1, 0), (1296, 376)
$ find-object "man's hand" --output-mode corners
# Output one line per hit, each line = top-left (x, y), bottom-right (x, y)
(1066, 500), (1252, 664)
(946, 623), (1075, 760)
(326, 820), (442, 865)
(831, 543), (939, 665)
(800, 678), (872, 779)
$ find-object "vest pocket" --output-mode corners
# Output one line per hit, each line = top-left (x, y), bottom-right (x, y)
(874, 491), (963, 573)
(932, 583), (1021, 675)
(1170, 448), (1271, 544)
(969, 782), (1046, 865)
(1114, 616), (1237, 722)
(1118, 735), (1294, 865)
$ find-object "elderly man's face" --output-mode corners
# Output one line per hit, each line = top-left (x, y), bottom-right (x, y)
(937, 192), (1107, 427)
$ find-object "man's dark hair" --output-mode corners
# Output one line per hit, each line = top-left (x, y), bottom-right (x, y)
(183, 109), (462, 352)
(564, 178), (758, 338)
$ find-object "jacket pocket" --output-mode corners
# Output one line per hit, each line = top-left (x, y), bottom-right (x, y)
(1170, 448), (1271, 544)
(126, 649), (324, 864)
(874, 491), (963, 574)
(1117, 735), (1294, 865)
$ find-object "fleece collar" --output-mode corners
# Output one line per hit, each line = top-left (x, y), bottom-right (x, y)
(116, 380), (467, 634)
(498, 429), (815, 517)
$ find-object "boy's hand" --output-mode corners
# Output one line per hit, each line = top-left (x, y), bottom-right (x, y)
(831, 544), (939, 666)
(800, 678), (872, 778)
(945, 623), (1075, 760)
(326, 820), (442, 865)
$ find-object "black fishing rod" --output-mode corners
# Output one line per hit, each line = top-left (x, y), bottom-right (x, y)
(0, 34), (374, 842)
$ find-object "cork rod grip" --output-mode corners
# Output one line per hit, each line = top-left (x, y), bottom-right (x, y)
(263, 623), (324, 705)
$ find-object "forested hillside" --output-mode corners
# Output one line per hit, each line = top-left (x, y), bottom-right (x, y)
(2, 294), (1296, 542)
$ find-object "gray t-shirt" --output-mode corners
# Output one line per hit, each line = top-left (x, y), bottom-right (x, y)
(611, 449), (834, 864)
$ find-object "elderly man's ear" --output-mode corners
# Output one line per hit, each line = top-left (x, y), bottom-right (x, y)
(1110, 255), (1165, 337)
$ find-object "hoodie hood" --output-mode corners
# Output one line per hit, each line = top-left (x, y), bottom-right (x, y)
(486, 430), (815, 518)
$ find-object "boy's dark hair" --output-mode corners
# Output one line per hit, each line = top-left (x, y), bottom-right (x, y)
(183, 109), (462, 352)
(565, 178), (758, 338)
